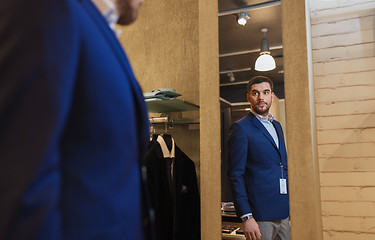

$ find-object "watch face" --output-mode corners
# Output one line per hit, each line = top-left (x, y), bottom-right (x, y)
(242, 216), (248, 221)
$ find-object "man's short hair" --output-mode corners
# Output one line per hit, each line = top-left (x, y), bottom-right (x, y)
(247, 76), (274, 93)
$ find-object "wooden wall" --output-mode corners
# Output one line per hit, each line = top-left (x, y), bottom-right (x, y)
(282, 0), (323, 238)
(309, 0), (375, 239)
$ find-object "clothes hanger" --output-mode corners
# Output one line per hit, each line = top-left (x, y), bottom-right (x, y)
(160, 119), (173, 151)
(162, 134), (173, 152)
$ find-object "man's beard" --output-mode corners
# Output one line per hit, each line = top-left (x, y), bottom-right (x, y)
(252, 102), (270, 116)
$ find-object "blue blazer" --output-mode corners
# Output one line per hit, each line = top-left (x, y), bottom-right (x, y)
(0, 0), (149, 239)
(228, 112), (289, 221)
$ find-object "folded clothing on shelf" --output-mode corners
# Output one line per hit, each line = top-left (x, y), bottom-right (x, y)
(144, 88), (182, 101)
(222, 225), (238, 234)
(221, 202), (236, 214)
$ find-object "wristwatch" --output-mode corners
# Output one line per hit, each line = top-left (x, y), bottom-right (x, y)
(241, 214), (253, 222)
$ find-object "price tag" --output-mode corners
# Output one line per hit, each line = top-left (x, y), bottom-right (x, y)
(280, 179), (287, 194)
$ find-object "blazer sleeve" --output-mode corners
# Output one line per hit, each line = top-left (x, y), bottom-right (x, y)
(227, 123), (252, 216)
(184, 153), (201, 240)
(0, 0), (79, 238)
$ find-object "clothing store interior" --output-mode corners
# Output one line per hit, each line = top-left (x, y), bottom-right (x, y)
(132, 1), (288, 239)
(2, 0), (372, 239)
(120, 0), (307, 239)
(118, 0), (373, 239)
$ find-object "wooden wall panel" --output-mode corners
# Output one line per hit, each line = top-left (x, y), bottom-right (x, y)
(198, 0), (221, 239)
(323, 231), (375, 240)
(312, 28), (375, 50)
(311, 14), (375, 37)
(320, 172), (375, 186)
(316, 100), (375, 117)
(320, 157), (375, 172)
(318, 143), (375, 158)
(309, 0), (375, 238)
(315, 85), (375, 102)
(314, 71), (375, 89)
(314, 57), (375, 75)
(316, 114), (375, 130)
(321, 187), (375, 202)
(313, 43), (375, 62)
(317, 128), (375, 144)
(322, 216), (375, 233)
(118, 0), (200, 104)
(282, 0), (323, 239)
(322, 202), (375, 217)
(309, 0), (374, 13)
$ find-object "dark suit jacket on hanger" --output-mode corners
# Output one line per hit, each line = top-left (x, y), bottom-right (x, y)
(0, 0), (149, 239)
(146, 135), (200, 240)
(228, 112), (289, 221)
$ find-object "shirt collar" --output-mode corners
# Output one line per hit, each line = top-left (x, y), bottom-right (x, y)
(91, 0), (119, 31)
(250, 108), (274, 122)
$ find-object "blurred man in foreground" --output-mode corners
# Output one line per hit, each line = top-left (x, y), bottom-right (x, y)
(0, 0), (150, 239)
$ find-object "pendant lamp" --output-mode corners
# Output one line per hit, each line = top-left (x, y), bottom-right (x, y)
(255, 28), (276, 71)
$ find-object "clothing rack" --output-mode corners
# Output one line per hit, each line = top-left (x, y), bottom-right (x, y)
(149, 117), (200, 125)
(149, 116), (199, 134)
(149, 116), (169, 124)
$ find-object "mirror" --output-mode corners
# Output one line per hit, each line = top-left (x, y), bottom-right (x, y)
(218, 1), (287, 239)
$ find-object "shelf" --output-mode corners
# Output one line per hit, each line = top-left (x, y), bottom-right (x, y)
(222, 233), (245, 240)
(146, 98), (199, 113)
(222, 213), (241, 223)
(222, 212), (244, 239)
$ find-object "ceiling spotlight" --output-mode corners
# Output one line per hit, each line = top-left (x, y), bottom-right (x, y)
(227, 72), (235, 82)
(237, 11), (250, 26)
(255, 28), (276, 71)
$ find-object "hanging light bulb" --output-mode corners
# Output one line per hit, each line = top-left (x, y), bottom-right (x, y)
(237, 11), (250, 26)
(255, 28), (276, 71)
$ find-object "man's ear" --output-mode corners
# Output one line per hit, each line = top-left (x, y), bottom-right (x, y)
(247, 93), (251, 103)
(271, 92), (275, 102)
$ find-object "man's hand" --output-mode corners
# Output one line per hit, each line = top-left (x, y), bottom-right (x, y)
(243, 218), (262, 240)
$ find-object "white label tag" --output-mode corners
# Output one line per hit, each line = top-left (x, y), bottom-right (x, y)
(280, 179), (287, 194)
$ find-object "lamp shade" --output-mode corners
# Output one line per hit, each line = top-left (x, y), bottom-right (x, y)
(255, 53), (276, 71)
(255, 29), (276, 71)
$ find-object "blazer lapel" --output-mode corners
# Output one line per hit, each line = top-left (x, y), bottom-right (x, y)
(247, 112), (281, 155)
(78, 0), (146, 103)
(273, 121), (287, 163)
(79, 0), (128, 67)
(79, 0), (149, 152)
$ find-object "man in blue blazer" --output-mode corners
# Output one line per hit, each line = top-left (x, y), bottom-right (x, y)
(0, 0), (150, 239)
(228, 76), (290, 240)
